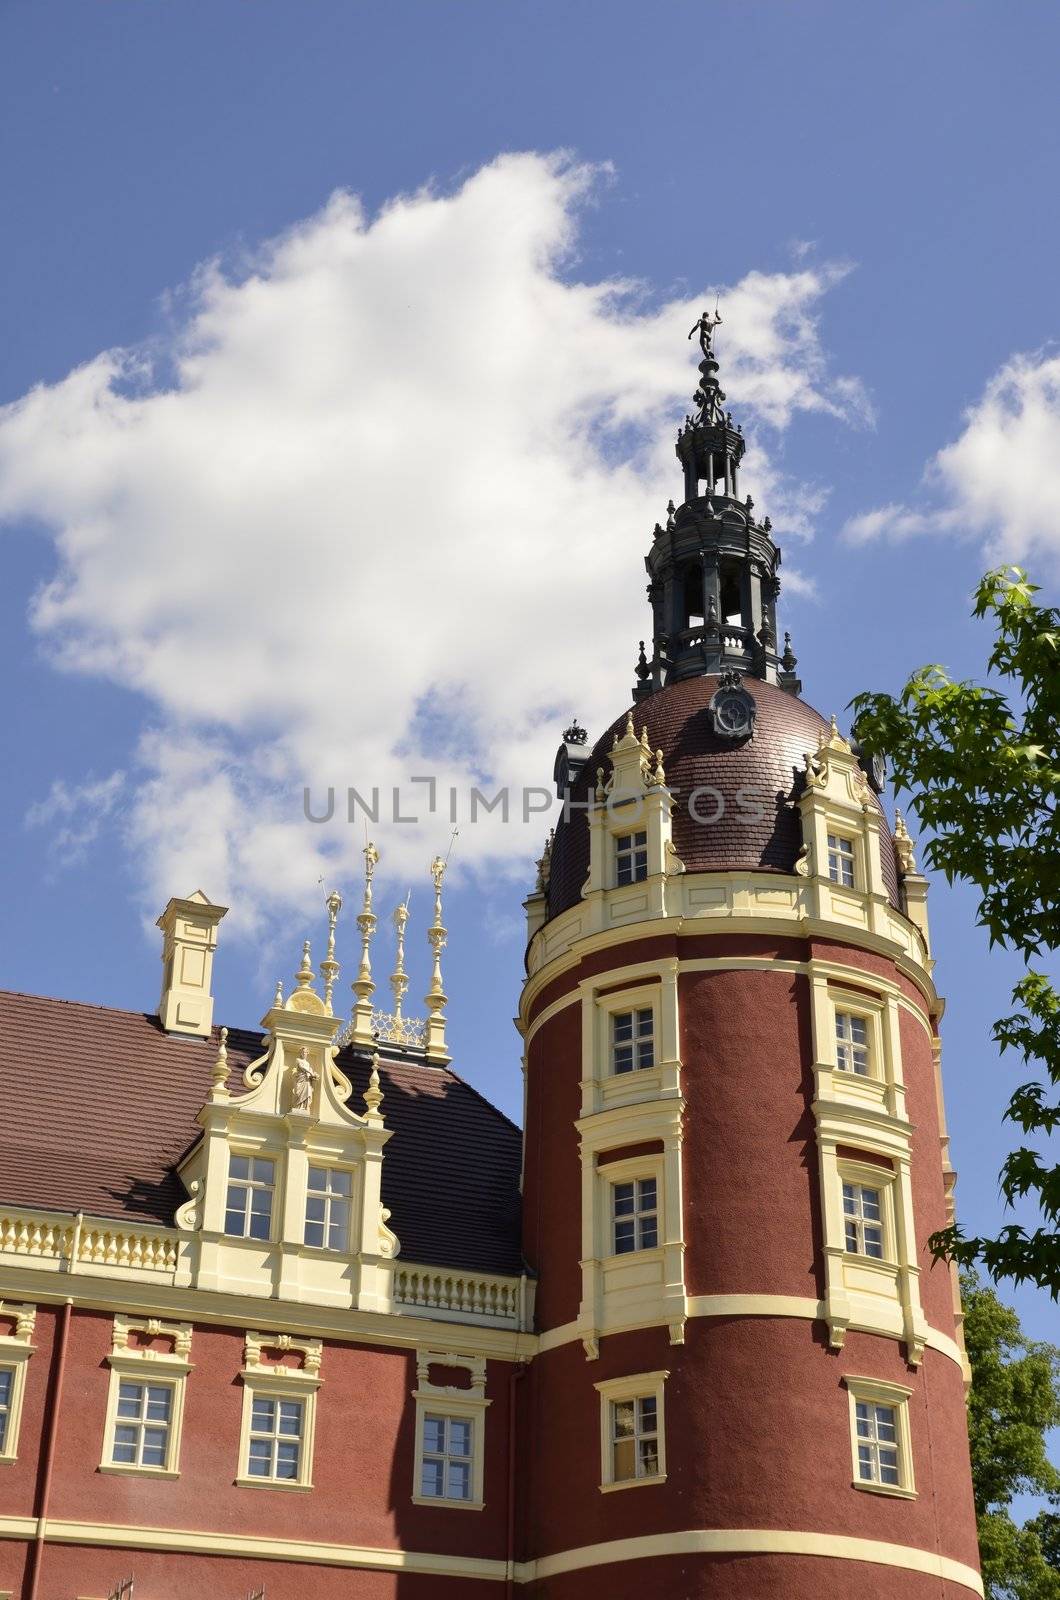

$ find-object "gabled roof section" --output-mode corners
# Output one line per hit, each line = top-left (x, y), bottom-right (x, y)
(0, 989), (524, 1279)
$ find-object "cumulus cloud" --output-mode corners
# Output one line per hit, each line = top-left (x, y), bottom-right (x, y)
(843, 348), (1060, 571)
(0, 152), (865, 929)
(25, 771), (126, 869)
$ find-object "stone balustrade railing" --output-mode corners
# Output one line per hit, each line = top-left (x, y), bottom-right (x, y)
(392, 1264), (525, 1328)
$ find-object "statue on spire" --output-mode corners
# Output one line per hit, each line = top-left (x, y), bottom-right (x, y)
(688, 306), (722, 358)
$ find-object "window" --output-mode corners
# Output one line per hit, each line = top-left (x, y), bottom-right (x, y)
(246, 1395), (304, 1482)
(827, 833), (856, 888)
(612, 1177), (658, 1254)
(412, 1349), (489, 1510)
(0, 1369), (12, 1454)
(843, 1181), (884, 1259)
(304, 1165), (351, 1251)
(855, 1398), (900, 1486)
(615, 830), (648, 887)
(225, 1154), (275, 1240)
(835, 1011), (870, 1076)
(237, 1332), (321, 1492)
(612, 1008), (655, 1074)
(420, 1414), (474, 1502)
(610, 1394), (660, 1483)
(844, 1377), (915, 1498)
(109, 1379), (174, 1469)
(100, 1314), (191, 1479)
(595, 1370), (668, 1491)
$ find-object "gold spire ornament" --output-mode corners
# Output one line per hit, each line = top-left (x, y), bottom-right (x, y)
(390, 897), (411, 1023)
(363, 1050), (385, 1122)
(347, 840), (380, 1048)
(423, 852), (451, 1064)
(320, 887), (342, 1015)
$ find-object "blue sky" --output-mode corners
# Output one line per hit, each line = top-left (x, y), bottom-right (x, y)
(1, 0), (1058, 1386)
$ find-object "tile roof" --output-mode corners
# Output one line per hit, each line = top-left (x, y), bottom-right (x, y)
(547, 675), (901, 920)
(0, 990), (524, 1279)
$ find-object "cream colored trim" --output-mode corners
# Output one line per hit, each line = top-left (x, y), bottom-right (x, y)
(0, 1262), (530, 1360)
(411, 1349), (490, 1510)
(524, 950), (934, 1052)
(594, 1368), (668, 1491)
(539, 1296), (965, 1371)
(527, 1528), (981, 1593)
(0, 1302), (36, 1466)
(236, 1331), (322, 1490)
(100, 1314), (193, 1479)
(0, 1515), (509, 1580)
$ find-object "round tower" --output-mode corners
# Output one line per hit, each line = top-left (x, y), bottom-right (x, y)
(517, 317), (981, 1597)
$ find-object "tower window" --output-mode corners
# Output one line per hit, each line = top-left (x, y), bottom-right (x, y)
(109, 1379), (175, 1470)
(245, 1395), (305, 1482)
(615, 830), (648, 886)
(420, 1414), (474, 1502)
(225, 1154), (275, 1240)
(855, 1399), (901, 1486)
(842, 1182), (884, 1259)
(612, 1009), (655, 1074)
(827, 834), (856, 888)
(835, 1012), (870, 1076)
(610, 1394), (660, 1483)
(304, 1166), (351, 1251)
(612, 1177), (658, 1254)
(0, 1369), (10, 1454)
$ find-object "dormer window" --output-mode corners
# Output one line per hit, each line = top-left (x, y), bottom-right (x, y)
(827, 833), (856, 889)
(304, 1166), (351, 1251)
(615, 831), (648, 887)
(225, 1155), (275, 1241)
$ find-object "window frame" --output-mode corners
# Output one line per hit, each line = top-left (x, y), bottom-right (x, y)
(0, 1303), (36, 1467)
(841, 1178), (886, 1260)
(224, 1152), (277, 1242)
(611, 1174), (659, 1256)
(843, 1375), (916, 1499)
(417, 1410), (477, 1505)
(411, 1349), (490, 1511)
(614, 829), (649, 888)
(594, 1369), (669, 1492)
(99, 1316), (192, 1480)
(826, 832), (857, 889)
(611, 1006), (656, 1076)
(834, 1009), (872, 1077)
(236, 1332), (322, 1492)
(303, 1163), (353, 1253)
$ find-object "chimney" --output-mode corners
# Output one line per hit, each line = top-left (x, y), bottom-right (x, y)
(156, 889), (228, 1037)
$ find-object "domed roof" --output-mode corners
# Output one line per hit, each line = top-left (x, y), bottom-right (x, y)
(546, 675), (900, 921)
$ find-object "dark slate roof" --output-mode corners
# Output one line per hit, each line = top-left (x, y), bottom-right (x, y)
(547, 674), (900, 921)
(0, 990), (524, 1279)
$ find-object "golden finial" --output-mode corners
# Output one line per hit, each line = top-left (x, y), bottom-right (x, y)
(273, 978), (284, 1008)
(653, 748), (666, 786)
(364, 1050), (384, 1119)
(210, 1025), (230, 1098)
(625, 710), (636, 739)
(349, 840), (380, 1048)
(295, 939), (314, 990)
(424, 843), (452, 1063)
(320, 885), (342, 1015)
(390, 897), (411, 1021)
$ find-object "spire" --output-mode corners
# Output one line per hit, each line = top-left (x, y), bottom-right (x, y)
(389, 897), (411, 1022)
(635, 313), (798, 700)
(320, 886), (342, 1015)
(423, 849), (452, 1064)
(348, 841), (380, 1048)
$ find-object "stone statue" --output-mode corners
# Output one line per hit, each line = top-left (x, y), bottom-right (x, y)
(688, 308), (722, 357)
(291, 1047), (316, 1112)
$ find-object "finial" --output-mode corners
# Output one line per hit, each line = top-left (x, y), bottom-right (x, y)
(782, 632), (798, 671)
(364, 1051), (384, 1119)
(640, 723), (651, 753)
(210, 1026), (230, 1099)
(424, 846), (451, 1063)
(894, 810), (917, 876)
(390, 899), (411, 1021)
(595, 765), (606, 802)
(653, 748), (666, 786)
(563, 717), (587, 745)
(274, 978), (284, 1008)
(320, 885), (342, 1015)
(295, 939), (314, 990)
(348, 841), (380, 1047)
(625, 710), (635, 739)
(635, 640), (650, 683)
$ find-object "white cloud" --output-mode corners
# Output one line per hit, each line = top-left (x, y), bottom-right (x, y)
(25, 771), (126, 868)
(842, 348), (1060, 571)
(0, 152), (865, 930)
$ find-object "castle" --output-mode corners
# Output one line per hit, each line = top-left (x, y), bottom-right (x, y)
(0, 320), (981, 1598)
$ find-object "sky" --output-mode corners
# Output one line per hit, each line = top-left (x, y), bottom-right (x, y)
(1, 0), (1058, 1394)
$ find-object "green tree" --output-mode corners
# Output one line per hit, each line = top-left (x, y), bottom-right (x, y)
(851, 568), (1060, 1292)
(962, 1270), (1060, 1598)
